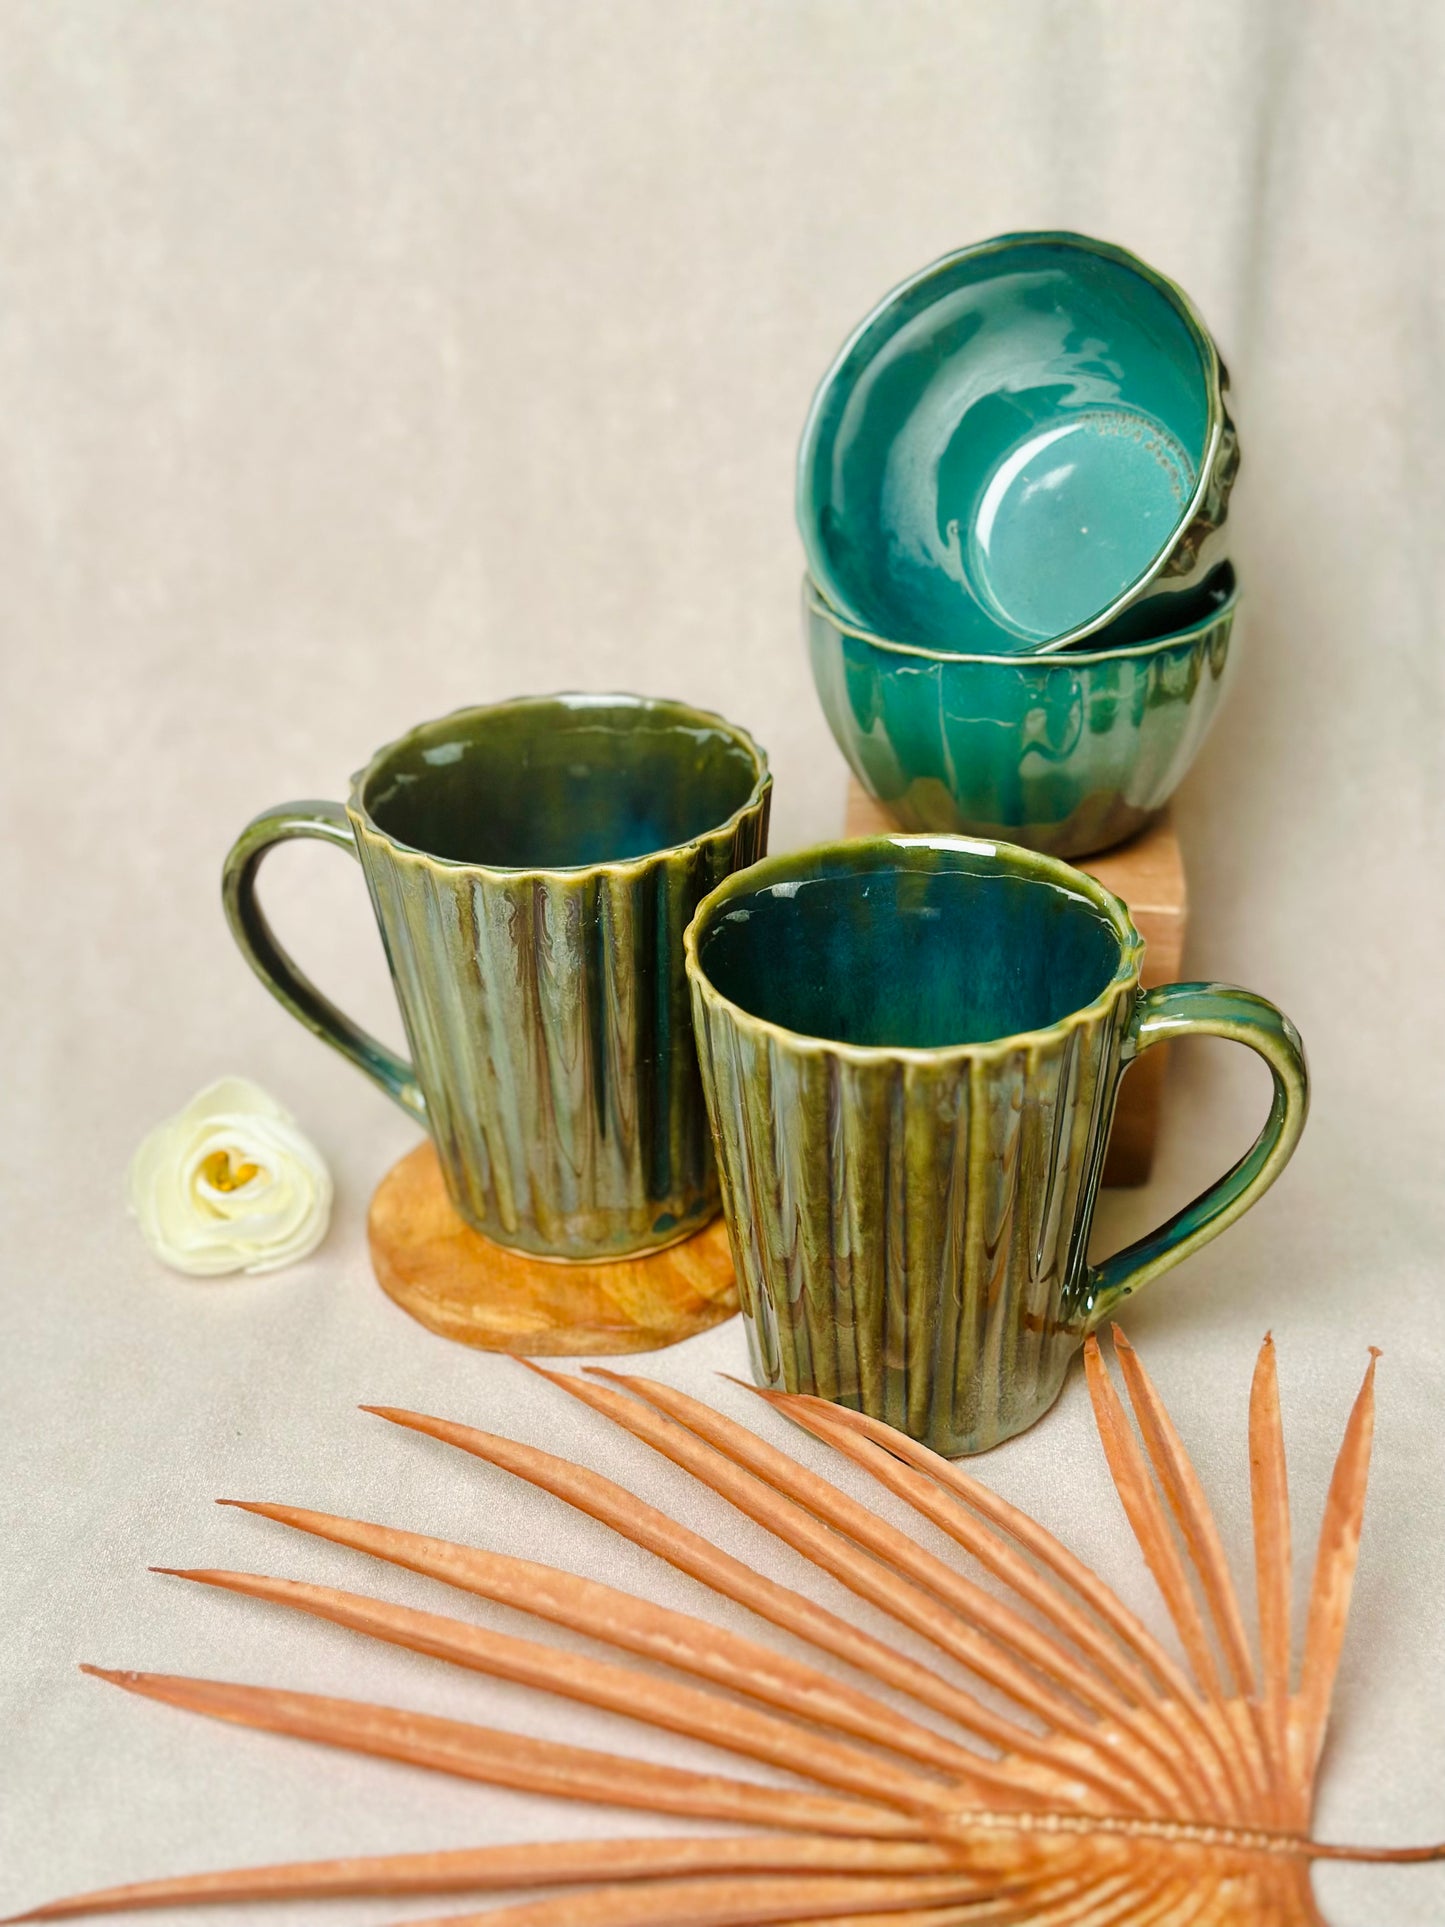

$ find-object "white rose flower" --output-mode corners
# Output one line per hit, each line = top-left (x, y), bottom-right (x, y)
(129, 1076), (333, 1277)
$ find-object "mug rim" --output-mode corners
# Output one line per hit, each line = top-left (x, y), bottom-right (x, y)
(804, 566), (1239, 666)
(796, 229), (1228, 657)
(346, 690), (772, 880)
(685, 832), (1145, 1065)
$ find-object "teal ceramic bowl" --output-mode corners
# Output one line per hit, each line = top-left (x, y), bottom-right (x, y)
(807, 565), (1239, 857)
(798, 232), (1238, 655)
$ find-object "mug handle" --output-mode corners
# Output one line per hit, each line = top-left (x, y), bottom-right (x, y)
(1085, 982), (1308, 1331)
(221, 801), (427, 1123)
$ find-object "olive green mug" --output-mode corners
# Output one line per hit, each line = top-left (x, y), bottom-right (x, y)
(686, 834), (1308, 1454)
(223, 693), (771, 1261)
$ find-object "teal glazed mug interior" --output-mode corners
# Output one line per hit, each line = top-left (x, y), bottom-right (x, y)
(222, 694), (771, 1261)
(686, 835), (1308, 1454)
(798, 232), (1238, 655)
(807, 564), (1239, 858)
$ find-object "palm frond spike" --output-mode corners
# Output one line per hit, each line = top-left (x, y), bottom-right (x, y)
(13, 1333), (1441, 1927)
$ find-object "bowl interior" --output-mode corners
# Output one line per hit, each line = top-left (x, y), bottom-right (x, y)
(361, 696), (763, 869)
(1062, 558), (1236, 652)
(800, 235), (1213, 654)
(695, 842), (1125, 1049)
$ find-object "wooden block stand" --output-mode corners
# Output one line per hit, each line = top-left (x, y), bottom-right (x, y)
(843, 782), (1187, 1186)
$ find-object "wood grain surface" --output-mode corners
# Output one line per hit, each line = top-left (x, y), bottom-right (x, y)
(368, 1141), (739, 1354)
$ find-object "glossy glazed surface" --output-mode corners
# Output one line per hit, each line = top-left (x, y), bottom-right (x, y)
(223, 694), (772, 1261)
(363, 694), (764, 869)
(696, 852), (1122, 1047)
(687, 835), (1308, 1454)
(807, 566), (1238, 858)
(799, 232), (1235, 654)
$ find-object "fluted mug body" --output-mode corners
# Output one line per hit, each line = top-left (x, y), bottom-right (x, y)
(224, 694), (771, 1261)
(686, 836), (1308, 1454)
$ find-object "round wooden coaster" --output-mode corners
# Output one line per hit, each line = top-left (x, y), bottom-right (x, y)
(367, 1140), (739, 1355)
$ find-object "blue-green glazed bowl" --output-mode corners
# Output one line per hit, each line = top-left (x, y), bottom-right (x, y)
(807, 565), (1239, 858)
(798, 232), (1237, 655)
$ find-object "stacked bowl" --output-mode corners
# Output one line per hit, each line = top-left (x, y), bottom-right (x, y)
(798, 231), (1240, 858)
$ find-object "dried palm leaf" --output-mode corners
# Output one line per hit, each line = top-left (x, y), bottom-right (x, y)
(9, 1331), (1442, 1927)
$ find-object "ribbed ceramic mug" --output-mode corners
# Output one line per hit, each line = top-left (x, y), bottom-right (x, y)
(686, 834), (1307, 1454)
(223, 693), (771, 1261)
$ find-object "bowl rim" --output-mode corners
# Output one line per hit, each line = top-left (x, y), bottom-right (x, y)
(804, 566), (1239, 667)
(796, 229), (1229, 657)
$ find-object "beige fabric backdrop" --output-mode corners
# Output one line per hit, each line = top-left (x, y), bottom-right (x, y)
(3, 2), (1444, 1918)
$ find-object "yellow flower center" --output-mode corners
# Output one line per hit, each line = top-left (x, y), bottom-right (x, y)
(200, 1149), (261, 1192)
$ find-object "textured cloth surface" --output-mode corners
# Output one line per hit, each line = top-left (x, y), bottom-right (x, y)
(3, 3), (1444, 1920)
